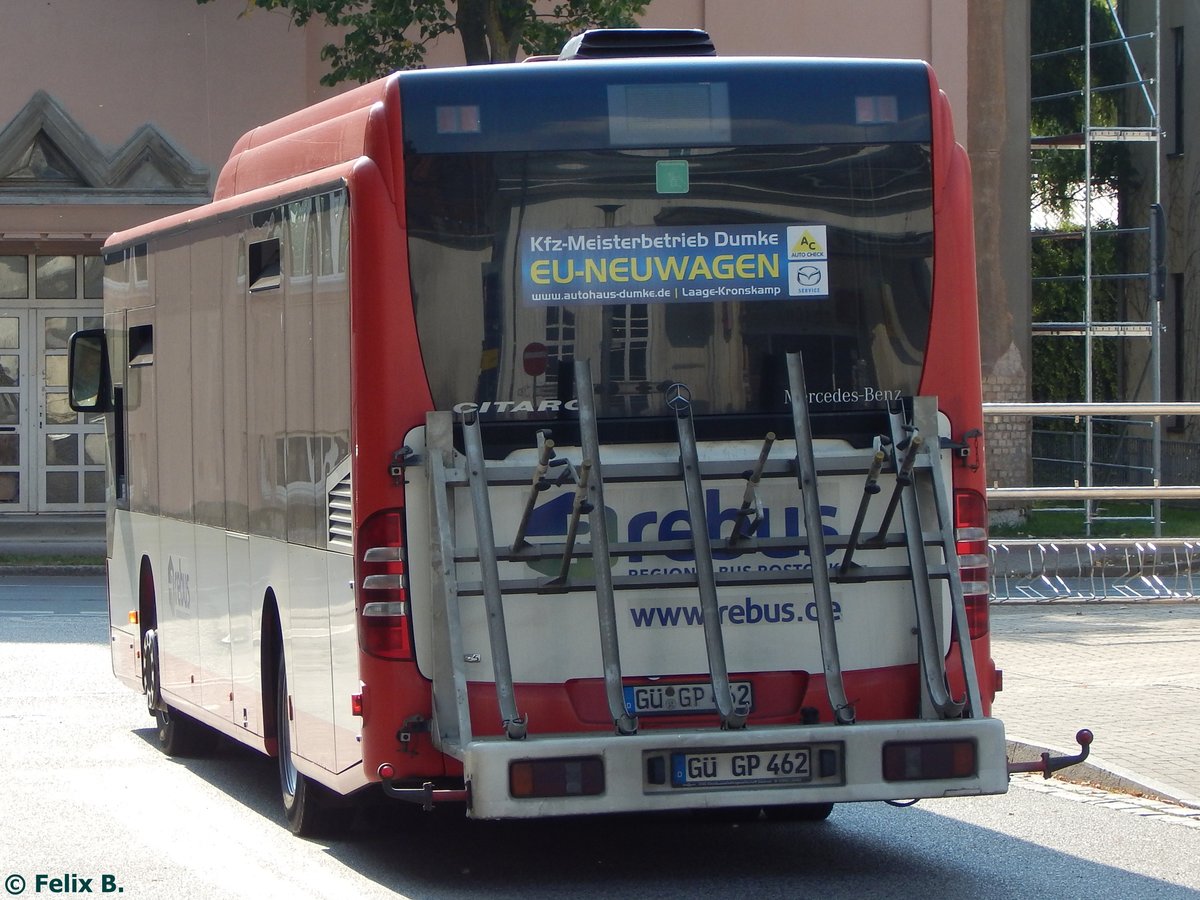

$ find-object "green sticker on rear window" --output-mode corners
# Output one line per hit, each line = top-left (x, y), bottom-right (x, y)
(656, 159), (689, 194)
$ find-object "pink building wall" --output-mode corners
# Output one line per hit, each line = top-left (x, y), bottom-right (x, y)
(1, 0), (337, 174)
(640, 0), (969, 142)
(1, 0), (979, 234)
(0, 1), (1028, 514)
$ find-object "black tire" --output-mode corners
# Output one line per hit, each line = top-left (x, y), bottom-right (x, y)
(142, 628), (216, 758)
(276, 654), (353, 838)
(153, 705), (218, 757)
(141, 629), (162, 715)
(762, 801), (835, 822)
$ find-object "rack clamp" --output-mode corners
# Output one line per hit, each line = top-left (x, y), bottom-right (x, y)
(390, 445), (420, 485)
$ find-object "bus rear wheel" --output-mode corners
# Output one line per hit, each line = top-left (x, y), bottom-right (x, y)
(275, 654), (352, 838)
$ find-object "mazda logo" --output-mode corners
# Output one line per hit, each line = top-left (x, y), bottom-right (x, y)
(796, 265), (822, 286)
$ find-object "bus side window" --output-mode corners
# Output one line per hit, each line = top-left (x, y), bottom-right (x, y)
(249, 238), (282, 292)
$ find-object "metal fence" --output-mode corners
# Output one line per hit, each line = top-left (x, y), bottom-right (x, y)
(1032, 428), (1200, 488)
(989, 538), (1200, 602)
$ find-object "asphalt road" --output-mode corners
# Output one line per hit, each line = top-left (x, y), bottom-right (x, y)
(1, 579), (1199, 899)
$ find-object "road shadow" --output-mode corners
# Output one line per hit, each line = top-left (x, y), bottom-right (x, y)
(132, 725), (1199, 900)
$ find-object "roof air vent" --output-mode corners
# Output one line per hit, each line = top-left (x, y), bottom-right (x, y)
(558, 28), (716, 60)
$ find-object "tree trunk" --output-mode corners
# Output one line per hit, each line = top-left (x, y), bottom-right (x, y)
(457, 0), (528, 64)
(456, 0), (491, 64)
(484, 0), (527, 63)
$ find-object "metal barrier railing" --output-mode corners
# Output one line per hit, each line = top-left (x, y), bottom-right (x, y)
(989, 538), (1200, 602)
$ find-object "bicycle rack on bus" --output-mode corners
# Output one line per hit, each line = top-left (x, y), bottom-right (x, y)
(423, 352), (984, 761)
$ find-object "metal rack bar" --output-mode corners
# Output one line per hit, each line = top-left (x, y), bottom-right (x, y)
(462, 416), (527, 740)
(425, 412), (475, 755)
(913, 397), (983, 717)
(574, 359), (638, 735)
(786, 353), (855, 725)
(670, 385), (746, 729)
(888, 404), (964, 720)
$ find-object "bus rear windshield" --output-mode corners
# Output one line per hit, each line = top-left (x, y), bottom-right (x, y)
(406, 137), (933, 421)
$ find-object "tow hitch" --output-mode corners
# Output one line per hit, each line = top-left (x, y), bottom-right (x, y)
(1007, 729), (1094, 778)
(377, 764), (471, 811)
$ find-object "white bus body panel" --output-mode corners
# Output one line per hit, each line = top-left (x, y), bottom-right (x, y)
(464, 718), (1009, 819)
(403, 424), (951, 688)
(111, 509), (364, 784)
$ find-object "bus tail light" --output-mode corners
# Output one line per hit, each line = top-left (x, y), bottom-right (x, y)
(883, 739), (977, 781)
(954, 489), (989, 640)
(357, 510), (414, 660)
(510, 757), (605, 799)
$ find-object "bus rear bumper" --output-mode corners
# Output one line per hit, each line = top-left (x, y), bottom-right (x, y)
(410, 717), (1009, 819)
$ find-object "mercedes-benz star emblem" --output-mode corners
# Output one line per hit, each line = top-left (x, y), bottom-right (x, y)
(665, 382), (692, 413)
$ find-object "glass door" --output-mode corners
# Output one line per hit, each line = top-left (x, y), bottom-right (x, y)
(0, 252), (105, 513)
(38, 310), (106, 511)
(0, 311), (29, 511)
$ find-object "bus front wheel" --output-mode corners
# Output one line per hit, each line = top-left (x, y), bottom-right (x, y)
(141, 628), (215, 757)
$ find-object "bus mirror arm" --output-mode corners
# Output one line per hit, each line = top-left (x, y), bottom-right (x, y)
(1007, 729), (1094, 778)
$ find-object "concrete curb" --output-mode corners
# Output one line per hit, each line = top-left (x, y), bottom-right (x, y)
(1008, 736), (1200, 810)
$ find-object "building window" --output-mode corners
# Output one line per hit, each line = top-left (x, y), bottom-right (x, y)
(35, 255), (78, 299)
(83, 255), (103, 299)
(0, 256), (29, 299)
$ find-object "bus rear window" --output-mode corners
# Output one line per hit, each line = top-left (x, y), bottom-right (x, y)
(607, 82), (731, 145)
(406, 140), (932, 422)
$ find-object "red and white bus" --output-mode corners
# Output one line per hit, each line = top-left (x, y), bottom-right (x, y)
(71, 29), (1009, 835)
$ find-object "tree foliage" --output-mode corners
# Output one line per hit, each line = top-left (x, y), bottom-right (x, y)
(1030, 229), (1120, 404)
(1030, 0), (1133, 411)
(201, 0), (649, 83)
(1030, 0), (1135, 221)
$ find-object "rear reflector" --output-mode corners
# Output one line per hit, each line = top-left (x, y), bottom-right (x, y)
(882, 740), (977, 781)
(359, 606), (412, 659)
(362, 600), (407, 617)
(357, 510), (413, 660)
(510, 757), (605, 799)
(954, 490), (990, 639)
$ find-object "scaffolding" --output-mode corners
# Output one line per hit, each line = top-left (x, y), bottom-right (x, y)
(993, 0), (1170, 537)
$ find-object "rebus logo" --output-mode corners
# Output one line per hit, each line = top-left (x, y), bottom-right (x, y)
(624, 489), (837, 563)
(166, 555), (193, 616)
(521, 489), (838, 572)
(523, 493), (618, 578)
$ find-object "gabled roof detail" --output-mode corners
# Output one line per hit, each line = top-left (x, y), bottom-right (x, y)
(0, 91), (210, 200)
(4, 132), (89, 185)
(107, 124), (211, 193)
